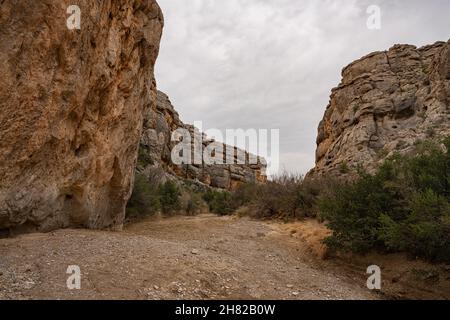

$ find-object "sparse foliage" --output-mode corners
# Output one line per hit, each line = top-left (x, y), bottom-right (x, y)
(203, 190), (234, 215)
(158, 181), (181, 214)
(126, 174), (161, 217)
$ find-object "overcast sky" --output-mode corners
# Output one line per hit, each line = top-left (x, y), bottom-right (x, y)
(155, 0), (450, 175)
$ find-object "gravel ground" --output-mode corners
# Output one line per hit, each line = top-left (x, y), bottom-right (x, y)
(0, 214), (377, 300)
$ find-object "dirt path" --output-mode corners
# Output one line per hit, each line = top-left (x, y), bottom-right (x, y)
(0, 214), (377, 300)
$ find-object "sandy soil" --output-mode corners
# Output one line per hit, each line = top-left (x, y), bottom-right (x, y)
(0, 214), (447, 300)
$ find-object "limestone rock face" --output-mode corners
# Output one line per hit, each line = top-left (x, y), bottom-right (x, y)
(310, 40), (450, 177)
(139, 91), (267, 190)
(0, 0), (164, 232)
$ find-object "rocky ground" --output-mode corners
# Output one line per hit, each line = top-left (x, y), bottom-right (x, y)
(0, 214), (378, 300)
(1, 214), (448, 300)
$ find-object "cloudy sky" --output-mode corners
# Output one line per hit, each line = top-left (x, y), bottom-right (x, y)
(155, 0), (450, 175)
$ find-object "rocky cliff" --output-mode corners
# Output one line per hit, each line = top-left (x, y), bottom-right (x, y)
(139, 91), (267, 190)
(311, 40), (450, 177)
(0, 0), (164, 232)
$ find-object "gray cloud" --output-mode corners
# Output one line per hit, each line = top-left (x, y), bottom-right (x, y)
(155, 0), (450, 175)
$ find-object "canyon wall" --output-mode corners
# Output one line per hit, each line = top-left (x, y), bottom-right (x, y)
(310, 40), (450, 177)
(139, 91), (267, 190)
(0, 0), (164, 232)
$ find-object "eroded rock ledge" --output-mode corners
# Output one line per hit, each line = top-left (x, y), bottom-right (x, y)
(310, 40), (450, 177)
(139, 91), (267, 190)
(0, 0), (164, 232)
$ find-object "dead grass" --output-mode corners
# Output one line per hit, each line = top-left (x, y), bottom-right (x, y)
(272, 219), (332, 260)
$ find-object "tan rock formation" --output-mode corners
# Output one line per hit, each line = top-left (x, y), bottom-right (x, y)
(310, 40), (450, 177)
(0, 0), (164, 232)
(139, 91), (267, 190)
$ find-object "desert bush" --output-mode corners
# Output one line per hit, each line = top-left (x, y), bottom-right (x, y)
(126, 173), (160, 217)
(320, 136), (450, 262)
(230, 182), (259, 208)
(179, 190), (206, 216)
(237, 172), (325, 219)
(127, 166), (179, 218)
(203, 190), (234, 215)
(319, 171), (395, 253)
(378, 189), (450, 262)
(158, 181), (181, 214)
(235, 206), (251, 217)
(186, 192), (204, 215)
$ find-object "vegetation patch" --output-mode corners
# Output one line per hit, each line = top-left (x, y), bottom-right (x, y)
(128, 137), (450, 263)
(126, 174), (206, 218)
(320, 137), (450, 263)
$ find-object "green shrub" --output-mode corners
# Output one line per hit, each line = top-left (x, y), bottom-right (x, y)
(158, 181), (181, 214)
(319, 171), (398, 253)
(126, 174), (160, 217)
(203, 190), (234, 215)
(320, 136), (450, 262)
(127, 173), (206, 218)
(127, 164), (187, 218)
(378, 189), (450, 261)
